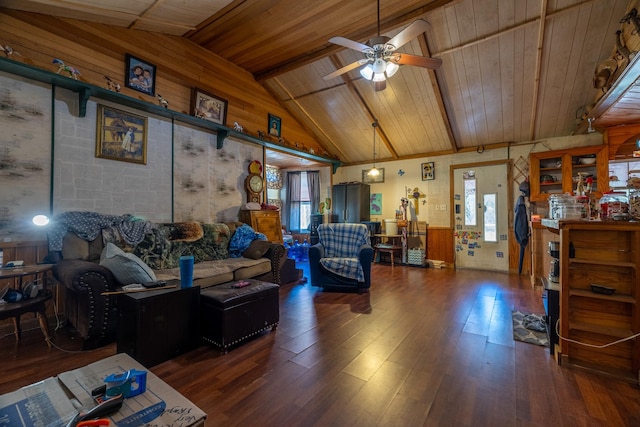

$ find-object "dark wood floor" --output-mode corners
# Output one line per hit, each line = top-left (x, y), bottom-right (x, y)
(2, 263), (640, 426)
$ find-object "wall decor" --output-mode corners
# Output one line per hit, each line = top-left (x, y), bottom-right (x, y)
(370, 193), (382, 214)
(422, 162), (435, 180)
(192, 88), (228, 125)
(0, 74), (51, 236)
(124, 54), (156, 96)
(362, 168), (385, 183)
(268, 113), (282, 137)
(96, 105), (148, 165)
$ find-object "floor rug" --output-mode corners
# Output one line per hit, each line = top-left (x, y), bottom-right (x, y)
(512, 310), (549, 347)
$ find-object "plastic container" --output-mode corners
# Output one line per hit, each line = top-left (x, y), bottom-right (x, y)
(384, 219), (398, 235)
(561, 203), (583, 219)
(599, 192), (629, 221)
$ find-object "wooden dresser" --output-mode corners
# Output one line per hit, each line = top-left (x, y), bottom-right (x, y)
(239, 210), (283, 243)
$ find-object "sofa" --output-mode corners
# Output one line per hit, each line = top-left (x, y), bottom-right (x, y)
(52, 220), (285, 349)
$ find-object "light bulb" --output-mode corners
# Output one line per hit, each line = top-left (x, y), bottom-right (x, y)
(32, 215), (50, 226)
(360, 65), (374, 80)
(368, 167), (380, 177)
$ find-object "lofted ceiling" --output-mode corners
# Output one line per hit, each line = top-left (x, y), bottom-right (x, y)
(2, 0), (634, 169)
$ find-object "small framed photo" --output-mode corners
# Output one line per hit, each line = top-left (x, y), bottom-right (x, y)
(192, 88), (228, 125)
(268, 113), (282, 137)
(362, 168), (385, 184)
(422, 162), (435, 181)
(124, 54), (156, 96)
(96, 104), (147, 165)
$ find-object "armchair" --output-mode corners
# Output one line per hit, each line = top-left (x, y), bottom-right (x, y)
(308, 223), (373, 292)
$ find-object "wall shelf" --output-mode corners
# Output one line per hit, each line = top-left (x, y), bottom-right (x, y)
(0, 57), (342, 173)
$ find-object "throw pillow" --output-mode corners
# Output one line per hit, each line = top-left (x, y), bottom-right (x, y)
(100, 242), (157, 285)
(242, 239), (272, 260)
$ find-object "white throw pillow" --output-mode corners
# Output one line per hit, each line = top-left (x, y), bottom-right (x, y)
(100, 242), (157, 285)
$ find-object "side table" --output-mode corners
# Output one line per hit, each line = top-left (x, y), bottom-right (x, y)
(0, 264), (54, 346)
(117, 285), (200, 367)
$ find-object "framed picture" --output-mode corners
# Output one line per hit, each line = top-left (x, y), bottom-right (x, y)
(191, 88), (228, 125)
(370, 193), (382, 215)
(95, 104), (147, 165)
(362, 168), (385, 183)
(124, 54), (156, 96)
(422, 162), (435, 180)
(268, 113), (281, 137)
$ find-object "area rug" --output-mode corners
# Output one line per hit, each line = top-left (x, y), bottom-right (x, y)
(511, 310), (549, 347)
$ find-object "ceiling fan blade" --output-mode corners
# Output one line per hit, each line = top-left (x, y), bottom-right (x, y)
(329, 36), (371, 52)
(374, 80), (386, 92)
(386, 19), (431, 49)
(323, 59), (370, 80)
(392, 53), (442, 70)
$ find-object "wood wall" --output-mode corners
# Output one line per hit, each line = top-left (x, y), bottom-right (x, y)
(0, 9), (323, 154)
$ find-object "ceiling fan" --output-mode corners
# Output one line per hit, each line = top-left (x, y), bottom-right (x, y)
(323, 0), (442, 91)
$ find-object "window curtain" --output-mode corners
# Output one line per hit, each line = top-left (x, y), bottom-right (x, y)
(286, 172), (301, 233)
(307, 170), (320, 215)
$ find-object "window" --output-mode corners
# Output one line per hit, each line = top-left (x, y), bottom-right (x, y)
(464, 177), (476, 226)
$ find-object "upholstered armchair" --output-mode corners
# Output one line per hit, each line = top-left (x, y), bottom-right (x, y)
(308, 223), (374, 292)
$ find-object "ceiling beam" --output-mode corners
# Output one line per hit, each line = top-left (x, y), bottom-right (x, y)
(267, 76), (350, 161)
(253, 0), (456, 81)
(329, 56), (400, 160)
(418, 32), (458, 153)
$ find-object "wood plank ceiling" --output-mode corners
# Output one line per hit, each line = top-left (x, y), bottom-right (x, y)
(2, 0), (633, 168)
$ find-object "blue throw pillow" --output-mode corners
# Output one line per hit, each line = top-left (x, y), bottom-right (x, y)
(228, 224), (267, 258)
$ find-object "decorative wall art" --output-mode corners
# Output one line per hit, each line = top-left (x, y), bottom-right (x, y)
(370, 193), (382, 215)
(124, 54), (156, 96)
(362, 168), (385, 183)
(96, 105), (148, 164)
(192, 88), (228, 125)
(0, 74), (52, 236)
(268, 113), (281, 137)
(422, 162), (435, 180)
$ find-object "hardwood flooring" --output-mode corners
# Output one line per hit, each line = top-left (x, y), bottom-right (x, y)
(1, 263), (640, 426)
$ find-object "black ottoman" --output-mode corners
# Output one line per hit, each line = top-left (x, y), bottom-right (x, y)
(200, 279), (279, 352)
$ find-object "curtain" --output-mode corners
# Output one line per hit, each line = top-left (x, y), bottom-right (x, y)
(307, 170), (320, 215)
(286, 172), (301, 233)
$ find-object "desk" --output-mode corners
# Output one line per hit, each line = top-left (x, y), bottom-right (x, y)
(374, 234), (404, 266)
(0, 264), (53, 346)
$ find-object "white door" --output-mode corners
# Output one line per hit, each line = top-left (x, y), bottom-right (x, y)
(452, 163), (509, 271)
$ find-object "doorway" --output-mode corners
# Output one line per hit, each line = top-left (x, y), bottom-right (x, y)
(451, 161), (510, 271)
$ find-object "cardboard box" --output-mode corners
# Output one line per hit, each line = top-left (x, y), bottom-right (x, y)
(58, 353), (206, 426)
(0, 353), (206, 427)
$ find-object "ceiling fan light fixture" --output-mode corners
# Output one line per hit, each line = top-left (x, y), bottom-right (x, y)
(385, 62), (399, 78)
(360, 64), (374, 80)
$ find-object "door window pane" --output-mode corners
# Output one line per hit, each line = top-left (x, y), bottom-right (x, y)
(464, 178), (476, 226)
(483, 193), (497, 242)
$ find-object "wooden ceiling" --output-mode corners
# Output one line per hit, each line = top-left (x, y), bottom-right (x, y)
(3, 0), (634, 168)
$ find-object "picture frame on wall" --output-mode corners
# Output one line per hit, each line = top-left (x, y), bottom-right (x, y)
(422, 162), (435, 181)
(362, 168), (385, 184)
(95, 104), (148, 165)
(124, 54), (156, 96)
(191, 88), (228, 125)
(268, 113), (281, 137)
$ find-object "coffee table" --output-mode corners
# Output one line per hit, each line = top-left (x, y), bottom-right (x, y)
(0, 264), (54, 346)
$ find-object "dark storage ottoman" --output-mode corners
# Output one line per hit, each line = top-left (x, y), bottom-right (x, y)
(200, 279), (279, 352)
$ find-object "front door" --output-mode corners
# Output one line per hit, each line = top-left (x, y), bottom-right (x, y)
(452, 162), (510, 271)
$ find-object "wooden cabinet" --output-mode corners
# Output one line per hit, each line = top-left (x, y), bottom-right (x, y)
(556, 221), (639, 383)
(332, 183), (370, 223)
(529, 146), (609, 202)
(239, 210), (283, 243)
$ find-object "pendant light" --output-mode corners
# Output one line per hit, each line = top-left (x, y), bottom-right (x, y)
(368, 120), (380, 176)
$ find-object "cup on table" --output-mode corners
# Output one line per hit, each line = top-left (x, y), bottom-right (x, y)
(179, 255), (194, 288)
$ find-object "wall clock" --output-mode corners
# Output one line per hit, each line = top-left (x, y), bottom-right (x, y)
(245, 160), (264, 202)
